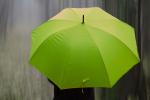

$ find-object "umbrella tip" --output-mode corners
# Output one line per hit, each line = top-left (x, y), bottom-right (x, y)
(82, 14), (85, 24)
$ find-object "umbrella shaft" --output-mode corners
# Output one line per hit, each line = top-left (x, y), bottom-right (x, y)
(82, 15), (85, 24)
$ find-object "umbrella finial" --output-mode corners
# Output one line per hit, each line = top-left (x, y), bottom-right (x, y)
(82, 14), (85, 24)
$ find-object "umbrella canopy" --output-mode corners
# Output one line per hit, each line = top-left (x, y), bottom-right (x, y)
(29, 7), (140, 89)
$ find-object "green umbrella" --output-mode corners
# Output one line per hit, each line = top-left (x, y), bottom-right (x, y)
(29, 7), (140, 89)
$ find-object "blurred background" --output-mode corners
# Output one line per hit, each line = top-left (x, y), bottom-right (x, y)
(0, 0), (149, 100)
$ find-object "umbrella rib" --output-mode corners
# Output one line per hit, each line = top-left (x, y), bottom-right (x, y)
(86, 25), (139, 60)
(30, 24), (79, 61)
(50, 8), (80, 21)
(69, 8), (80, 19)
(84, 26), (111, 87)
(49, 19), (79, 22)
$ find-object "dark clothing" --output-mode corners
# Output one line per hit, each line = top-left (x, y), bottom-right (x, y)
(54, 87), (94, 100)
(48, 79), (94, 100)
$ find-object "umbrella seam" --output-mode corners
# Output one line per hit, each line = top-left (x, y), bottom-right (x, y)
(49, 19), (79, 22)
(30, 25), (79, 89)
(30, 20), (79, 59)
(69, 8), (80, 19)
(29, 24), (79, 62)
(86, 24), (139, 60)
(84, 26), (111, 87)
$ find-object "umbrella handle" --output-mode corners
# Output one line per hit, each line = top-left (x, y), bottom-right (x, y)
(81, 78), (89, 94)
(82, 88), (84, 94)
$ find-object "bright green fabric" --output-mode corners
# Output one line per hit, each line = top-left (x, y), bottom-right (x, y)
(29, 7), (140, 89)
